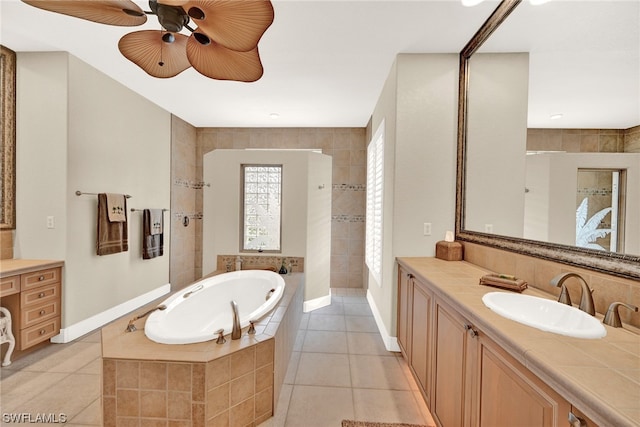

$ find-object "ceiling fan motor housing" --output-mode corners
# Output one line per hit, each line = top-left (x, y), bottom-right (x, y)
(151, 0), (189, 33)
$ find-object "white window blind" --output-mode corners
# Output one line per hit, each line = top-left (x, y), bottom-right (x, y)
(366, 123), (384, 286)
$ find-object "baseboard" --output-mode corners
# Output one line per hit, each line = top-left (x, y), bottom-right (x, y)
(366, 289), (401, 352)
(51, 283), (171, 344)
(302, 290), (332, 313)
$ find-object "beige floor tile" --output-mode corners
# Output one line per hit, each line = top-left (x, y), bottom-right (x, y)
(18, 342), (101, 374)
(352, 388), (428, 425)
(343, 304), (373, 316)
(307, 314), (346, 331)
(349, 354), (410, 390)
(345, 316), (378, 333)
(341, 296), (368, 305)
(271, 383), (293, 426)
(68, 397), (102, 425)
(0, 371), (70, 412)
(295, 353), (351, 387)
(293, 330), (306, 352)
(302, 330), (348, 354)
(283, 351), (301, 385)
(286, 385), (354, 427)
(310, 303), (345, 316)
(346, 332), (390, 356)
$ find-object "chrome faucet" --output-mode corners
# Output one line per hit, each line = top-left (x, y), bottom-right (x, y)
(125, 304), (166, 332)
(550, 272), (595, 316)
(230, 300), (242, 340)
(603, 302), (638, 327)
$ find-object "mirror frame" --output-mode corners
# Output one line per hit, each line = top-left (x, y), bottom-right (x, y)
(1, 45), (16, 230)
(455, 0), (640, 280)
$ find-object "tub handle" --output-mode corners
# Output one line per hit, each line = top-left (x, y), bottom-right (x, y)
(266, 288), (276, 301)
(183, 284), (204, 298)
(215, 329), (226, 344)
(248, 320), (257, 335)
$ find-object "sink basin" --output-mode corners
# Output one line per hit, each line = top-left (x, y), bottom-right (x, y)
(482, 292), (606, 339)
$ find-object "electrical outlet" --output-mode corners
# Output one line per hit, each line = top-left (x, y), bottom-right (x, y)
(423, 222), (432, 236)
(46, 216), (55, 229)
(485, 224), (493, 233)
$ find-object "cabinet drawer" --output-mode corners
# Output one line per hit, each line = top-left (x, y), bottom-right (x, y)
(0, 275), (20, 297)
(21, 300), (60, 328)
(20, 317), (60, 350)
(21, 267), (61, 291)
(21, 282), (60, 308)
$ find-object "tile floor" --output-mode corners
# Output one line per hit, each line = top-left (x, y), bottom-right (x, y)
(0, 288), (436, 427)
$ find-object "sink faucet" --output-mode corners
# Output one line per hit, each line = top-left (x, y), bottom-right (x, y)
(603, 302), (638, 327)
(230, 300), (241, 340)
(550, 272), (595, 316)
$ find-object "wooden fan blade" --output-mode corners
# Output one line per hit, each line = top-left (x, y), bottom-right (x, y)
(22, 0), (147, 26)
(186, 34), (264, 82)
(119, 31), (191, 78)
(181, 1), (274, 52)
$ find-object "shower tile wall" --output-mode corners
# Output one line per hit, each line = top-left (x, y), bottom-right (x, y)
(625, 125), (640, 152)
(527, 128), (627, 153)
(170, 116), (198, 290)
(196, 128), (367, 289)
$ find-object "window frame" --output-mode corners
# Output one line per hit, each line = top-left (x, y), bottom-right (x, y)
(240, 164), (283, 253)
(366, 122), (385, 286)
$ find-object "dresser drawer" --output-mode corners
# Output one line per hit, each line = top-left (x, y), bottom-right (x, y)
(20, 317), (60, 350)
(21, 267), (61, 291)
(21, 300), (60, 328)
(21, 282), (60, 308)
(0, 275), (20, 297)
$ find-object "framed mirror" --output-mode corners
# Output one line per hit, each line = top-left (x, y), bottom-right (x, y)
(1, 45), (16, 230)
(455, 0), (640, 280)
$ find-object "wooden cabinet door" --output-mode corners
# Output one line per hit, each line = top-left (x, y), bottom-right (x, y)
(411, 280), (432, 402)
(397, 267), (412, 358)
(477, 335), (571, 427)
(432, 301), (471, 427)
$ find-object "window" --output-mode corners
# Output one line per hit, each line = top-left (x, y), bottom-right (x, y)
(366, 122), (384, 286)
(242, 165), (282, 252)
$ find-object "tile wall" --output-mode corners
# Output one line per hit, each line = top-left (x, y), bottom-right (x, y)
(0, 230), (13, 259)
(463, 241), (640, 328)
(527, 127), (640, 153)
(196, 128), (367, 289)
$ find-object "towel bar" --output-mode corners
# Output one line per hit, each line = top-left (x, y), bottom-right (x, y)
(75, 191), (132, 198)
(130, 208), (169, 212)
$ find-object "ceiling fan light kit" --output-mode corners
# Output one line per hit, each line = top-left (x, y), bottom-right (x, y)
(21, 0), (275, 82)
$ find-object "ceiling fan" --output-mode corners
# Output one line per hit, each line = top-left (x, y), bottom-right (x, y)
(21, 0), (275, 82)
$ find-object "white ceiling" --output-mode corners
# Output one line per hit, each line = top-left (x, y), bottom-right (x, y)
(1, 0), (638, 129)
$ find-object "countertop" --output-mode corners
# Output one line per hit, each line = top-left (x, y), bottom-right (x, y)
(397, 257), (640, 427)
(0, 259), (64, 278)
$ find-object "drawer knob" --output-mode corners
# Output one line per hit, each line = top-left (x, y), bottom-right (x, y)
(38, 275), (45, 281)
(39, 310), (46, 316)
(39, 329), (46, 335)
(38, 292), (45, 298)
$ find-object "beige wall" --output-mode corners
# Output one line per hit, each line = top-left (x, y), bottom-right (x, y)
(15, 52), (171, 329)
(196, 128), (366, 289)
(368, 54), (459, 345)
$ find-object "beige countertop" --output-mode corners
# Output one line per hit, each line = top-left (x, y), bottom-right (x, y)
(397, 257), (640, 427)
(0, 259), (64, 278)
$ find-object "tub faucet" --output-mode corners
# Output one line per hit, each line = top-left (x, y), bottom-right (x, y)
(550, 272), (595, 316)
(125, 305), (166, 332)
(230, 300), (241, 340)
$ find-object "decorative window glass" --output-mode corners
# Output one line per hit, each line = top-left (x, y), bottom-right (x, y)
(242, 165), (282, 252)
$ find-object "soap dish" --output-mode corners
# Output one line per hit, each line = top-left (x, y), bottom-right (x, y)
(479, 274), (528, 292)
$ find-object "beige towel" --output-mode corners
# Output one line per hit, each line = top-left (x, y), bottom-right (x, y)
(106, 193), (126, 222)
(97, 193), (128, 256)
(143, 209), (163, 259)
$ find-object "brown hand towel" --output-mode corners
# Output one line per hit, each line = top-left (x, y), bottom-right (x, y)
(143, 209), (164, 260)
(97, 193), (128, 256)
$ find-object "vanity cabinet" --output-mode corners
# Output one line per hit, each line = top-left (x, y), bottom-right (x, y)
(0, 263), (62, 352)
(397, 266), (433, 404)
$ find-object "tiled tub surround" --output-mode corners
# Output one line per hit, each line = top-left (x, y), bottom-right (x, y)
(101, 273), (303, 426)
(397, 257), (640, 427)
(217, 255), (304, 274)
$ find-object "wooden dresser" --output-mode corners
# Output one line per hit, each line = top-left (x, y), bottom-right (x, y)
(0, 259), (63, 352)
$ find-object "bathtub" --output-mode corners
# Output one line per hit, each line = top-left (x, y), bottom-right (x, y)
(144, 270), (286, 345)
